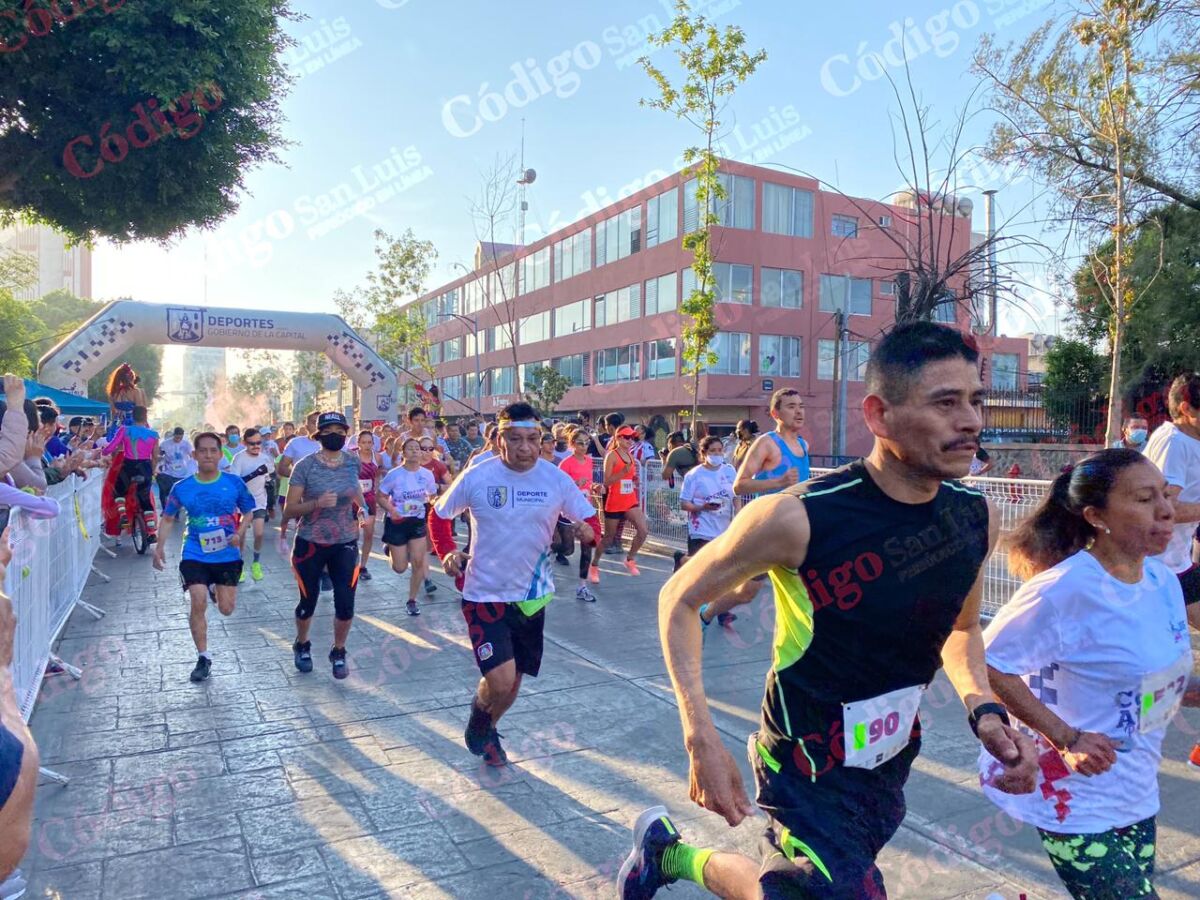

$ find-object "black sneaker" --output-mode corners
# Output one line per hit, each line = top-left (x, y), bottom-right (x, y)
(293, 640), (313, 673)
(320, 573), (333, 591)
(555, 553), (570, 566)
(464, 700), (492, 757)
(359, 568), (372, 581)
(189, 654), (211, 683)
(618, 806), (681, 899)
(406, 599), (421, 616)
(605, 544), (623, 555)
(672, 549), (686, 572)
(718, 611), (738, 626)
(480, 728), (508, 767)
(424, 578), (437, 595)
(329, 646), (349, 680)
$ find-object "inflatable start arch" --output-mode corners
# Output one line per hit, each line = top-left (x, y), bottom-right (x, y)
(38, 300), (398, 419)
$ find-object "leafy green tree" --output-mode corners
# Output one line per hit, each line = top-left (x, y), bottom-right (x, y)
(1042, 338), (1109, 441)
(641, 0), (765, 432)
(27, 289), (99, 360)
(0, 0), (296, 243)
(974, 0), (1196, 442)
(0, 294), (39, 376)
(230, 366), (287, 399)
(524, 366), (572, 418)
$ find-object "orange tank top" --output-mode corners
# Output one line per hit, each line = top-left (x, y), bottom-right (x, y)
(604, 450), (639, 513)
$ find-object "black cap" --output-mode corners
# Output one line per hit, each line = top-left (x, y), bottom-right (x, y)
(316, 411), (349, 431)
(68, 416), (83, 428)
(173, 427), (185, 436)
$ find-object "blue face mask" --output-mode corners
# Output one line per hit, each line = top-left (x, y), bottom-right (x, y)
(1128, 428), (1147, 445)
(227, 434), (240, 446)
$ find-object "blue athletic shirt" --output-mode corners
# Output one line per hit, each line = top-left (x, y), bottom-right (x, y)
(752, 432), (810, 493)
(163, 473), (255, 563)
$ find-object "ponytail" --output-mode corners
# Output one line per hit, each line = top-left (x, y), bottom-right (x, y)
(1005, 448), (1146, 580)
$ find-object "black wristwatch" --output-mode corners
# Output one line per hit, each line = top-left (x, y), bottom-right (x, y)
(968, 702), (1011, 737)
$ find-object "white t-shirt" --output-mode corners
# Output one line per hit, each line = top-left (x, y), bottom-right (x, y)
(466, 449), (496, 470)
(261, 439), (280, 458)
(282, 436), (321, 465)
(229, 450), (276, 509)
(979, 550), (1191, 833)
(218, 444), (243, 472)
(434, 456), (596, 604)
(159, 439), (193, 478)
(1143, 422), (1200, 573)
(378, 465), (437, 519)
(680, 463), (737, 540)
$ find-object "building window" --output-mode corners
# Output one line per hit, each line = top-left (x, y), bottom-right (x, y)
(594, 283), (641, 327)
(879, 280), (896, 296)
(429, 342), (443, 365)
(519, 360), (549, 392)
(554, 299), (589, 337)
(595, 206), (642, 266)
(646, 187), (679, 248)
(760, 335), (802, 377)
(553, 353), (589, 386)
(762, 267), (803, 308)
(713, 262), (753, 305)
(518, 310), (551, 345)
(762, 182), (814, 238)
(647, 338), (677, 379)
(519, 247), (550, 295)
(707, 331), (751, 375)
(553, 228), (592, 283)
(596, 345), (642, 384)
(831, 214), (859, 238)
(878, 214), (892, 228)
(683, 173), (755, 232)
(819, 274), (872, 315)
(817, 340), (870, 381)
(488, 365), (515, 396)
(438, 374), (462, 399)
(933, 297), (957, 324)
(681, 265), (696, 301)
(443, 336), (462, 361)
(644, 272), (678, 316)
(486, 324), (512, 353)
(992, 352), (1019, 390)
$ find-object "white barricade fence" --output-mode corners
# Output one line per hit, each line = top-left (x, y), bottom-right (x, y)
(5, 473), (107, 738)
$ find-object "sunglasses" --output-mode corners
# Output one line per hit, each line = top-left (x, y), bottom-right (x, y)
(246, 441), (262, 447)
(418, 444), (435, 450)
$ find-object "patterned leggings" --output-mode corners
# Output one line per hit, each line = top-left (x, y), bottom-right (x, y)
(1038, 816), (1158, 899)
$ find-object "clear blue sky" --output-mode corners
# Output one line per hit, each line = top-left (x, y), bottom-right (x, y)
(95, 0), (1061, 336)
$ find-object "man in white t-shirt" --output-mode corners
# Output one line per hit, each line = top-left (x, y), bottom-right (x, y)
(156, 427), (193, 507)
(229, 428), (276, 582)
(429, 402), (601, 767)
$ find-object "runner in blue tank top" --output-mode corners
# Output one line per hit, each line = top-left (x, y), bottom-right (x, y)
(733, 388), (810, 499)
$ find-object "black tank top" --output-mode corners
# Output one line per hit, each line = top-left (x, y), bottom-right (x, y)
(761, 460), (989, 758)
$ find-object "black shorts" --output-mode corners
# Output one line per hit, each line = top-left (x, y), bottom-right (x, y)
(383, 516), (427, 545)
(749, 730), (916, 899)
(461, 600), (545, 677)
(687, 537), (710, 557)
(179, 559), (242, 590)
(251, 508), (269, 521)
(1177, 565), (1200, 605)
(604, 509), (628, 522)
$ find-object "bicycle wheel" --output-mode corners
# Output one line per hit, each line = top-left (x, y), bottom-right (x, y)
(132, 513), (148, 555)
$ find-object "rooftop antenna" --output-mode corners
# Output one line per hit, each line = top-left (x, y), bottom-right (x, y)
(516, 118), (536, 246)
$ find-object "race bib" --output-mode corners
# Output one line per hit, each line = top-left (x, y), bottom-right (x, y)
(359, 479), (373, 495)
(619, 478), (634, 495)
(402, 499), (424, 517)
(1138, 653), (1191, 733)
(198, 529), (228, 554)
(842, 684), (925, 770)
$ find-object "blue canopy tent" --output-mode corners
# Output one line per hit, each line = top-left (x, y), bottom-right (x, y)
(21, 379), (109, 419)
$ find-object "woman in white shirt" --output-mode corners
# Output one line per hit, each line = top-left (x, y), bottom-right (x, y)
(980, 448), (1200, 899)
(378, 438), (437, 617)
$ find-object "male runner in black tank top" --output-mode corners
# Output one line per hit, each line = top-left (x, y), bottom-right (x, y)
(619, 322), (1039, 899)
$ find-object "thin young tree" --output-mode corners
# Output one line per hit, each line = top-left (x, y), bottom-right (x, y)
(640, 0), (766, 435)
(975, 0), (1185, 442)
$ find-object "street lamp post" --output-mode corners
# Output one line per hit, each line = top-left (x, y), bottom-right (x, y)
(437, 311), (481, 413)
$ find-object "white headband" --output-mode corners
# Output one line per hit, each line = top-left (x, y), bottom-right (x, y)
(499, 420), (540, 430)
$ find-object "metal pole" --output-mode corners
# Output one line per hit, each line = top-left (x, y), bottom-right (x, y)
(832, 309), (845, 457)
(983, 189), (998, 336)
(472, 316), (482, 413)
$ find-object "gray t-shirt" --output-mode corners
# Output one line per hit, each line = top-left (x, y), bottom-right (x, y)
(290, 451), (361, 545)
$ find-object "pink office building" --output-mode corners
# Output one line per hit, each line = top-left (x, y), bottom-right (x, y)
(409, 159), (1027, 456)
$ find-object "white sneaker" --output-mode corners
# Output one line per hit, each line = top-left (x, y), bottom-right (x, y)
(576, 585), (596, 603)
(1, 868), (28, 900)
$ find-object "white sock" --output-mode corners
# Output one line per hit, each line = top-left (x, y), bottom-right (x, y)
(200, 650), (213, 660)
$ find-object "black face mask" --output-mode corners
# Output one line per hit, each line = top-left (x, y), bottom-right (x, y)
(318, 432), (346, 452)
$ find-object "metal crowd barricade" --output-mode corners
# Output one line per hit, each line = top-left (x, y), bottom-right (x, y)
(5, 473), (107, 785)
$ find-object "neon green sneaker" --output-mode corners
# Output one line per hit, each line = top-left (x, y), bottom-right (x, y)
(238, 567), (247, 583)
(251, 561), (264, 582)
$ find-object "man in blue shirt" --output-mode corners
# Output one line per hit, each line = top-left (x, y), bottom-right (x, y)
(152, 431), (255, 683)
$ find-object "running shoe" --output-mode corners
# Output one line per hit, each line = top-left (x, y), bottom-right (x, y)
(293, 640), (313, 673)
(1188, 742), (1200, 770)
(251, 561), (264, 582)
(555, 553), (570, 566)
(0, 867), (27, 900)
(605, 544), (623, 555)
(207, 585), (217, 604)
(576, 584), (596, 603)
(146, 533), (157, 545)
(406, 599), (421, 616)
(624, 559), (641, 577)
(672, 550), (685, 572)
(359, 568), (372, 582)
(717, 611), (738, 627)
(189, 654), (211, 683)
(698, 604), (713, 642)
(329, 646), (349, 680)
(239, 568), (247, 584)
(618, 805), (680, 899)
(588, 565), (601, 584)
(320, 573), (333, 592)
(480, 728), (509, 767)
(424, 578), (437, 595)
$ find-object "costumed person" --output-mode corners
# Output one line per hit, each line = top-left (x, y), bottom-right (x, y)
(101, 364), (148, 541)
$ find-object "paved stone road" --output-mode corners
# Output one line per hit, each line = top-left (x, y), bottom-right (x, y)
(18, 535), (1200, 898)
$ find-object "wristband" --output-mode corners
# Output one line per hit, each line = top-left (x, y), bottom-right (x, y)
(967, 702), (1010, 738)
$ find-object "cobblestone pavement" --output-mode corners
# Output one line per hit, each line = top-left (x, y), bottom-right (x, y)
(18, 534), (1200, 899)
